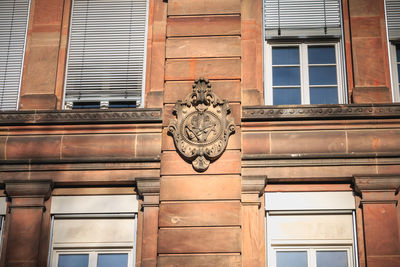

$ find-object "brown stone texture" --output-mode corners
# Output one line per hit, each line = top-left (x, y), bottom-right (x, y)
(160, 176), (241, 201)
(19, 0), (65, 110)
(167, 16), (241, 37)
(6, 136), (62, 160)
(164, 80), (241, 104)
(363, 203), (400, 266)
(158, 228), (241, 253)
(158, 255), (241, 267)
(165, 58), (241, 81)
(141, 206), (159, 267)
(166, 37), (241, 58)
(159, 202), (241, 227)
(161, 150), (240, 176)
(167, 0), (240, 15)
(347, 129), (400, 153)
(348, 0), (392, 102)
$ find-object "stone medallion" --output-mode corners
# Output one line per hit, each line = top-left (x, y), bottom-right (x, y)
(168, 78), (235, 172)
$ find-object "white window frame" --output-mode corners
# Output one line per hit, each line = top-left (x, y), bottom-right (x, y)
(265, 192), (359, 267)
(52, 247), (135, 267)
(48, 195), (138, 267)
(270, 246), (353, 267)
(265, 41), (345, 105)
(389, 42), (400, 102)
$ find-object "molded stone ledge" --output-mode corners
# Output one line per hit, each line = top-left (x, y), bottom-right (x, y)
(353, 175), (400, 203)
(5, 180), (53, 199)
(0, 108), (162, 125)
(242, 103), (400, 121)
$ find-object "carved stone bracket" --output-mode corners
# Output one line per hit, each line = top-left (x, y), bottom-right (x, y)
(353, 175), (400, 205)
(136, 177), (160, 208)
(241, 176), (267, 208)
(168, 78), (235, 172)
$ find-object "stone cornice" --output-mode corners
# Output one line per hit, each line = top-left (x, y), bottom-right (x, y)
(242, 103), (400, 121)
(0, 109), (162, 125)
(353, 175), (400, 194)
(5, 180), (53, 199)
(136, 177), (160, 196)
(242, 175), (268, 195)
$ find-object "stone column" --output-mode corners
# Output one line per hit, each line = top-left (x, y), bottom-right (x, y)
(241, 175), (267, 267)
(4, 180), (52, 267)
(354, 175), (400, 267)
(136, 177), (160, 267)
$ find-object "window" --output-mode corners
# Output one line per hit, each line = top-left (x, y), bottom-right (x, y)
(0, 197), (6, 253)
(64, 0), (148, 109)
(265, 192), (358, 267)
(0, 0), (30, 110)
(48, 195), (138, 267)
(264, 0), (346, 105)
(386, 0), (400, 102)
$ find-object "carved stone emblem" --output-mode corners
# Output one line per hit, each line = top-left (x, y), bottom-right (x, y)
(168, 78), (235, 172)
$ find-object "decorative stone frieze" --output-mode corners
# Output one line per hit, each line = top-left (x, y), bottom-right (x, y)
(243, 103), (400, 121)
(0, 108), (162, 125)
(168, 78), (235, 172)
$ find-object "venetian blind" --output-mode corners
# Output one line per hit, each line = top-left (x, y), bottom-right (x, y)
(0, 0), (30, 110)
(386, 0), (400, 40)
(264, 0), (341, 38)
(65, 0), (147, 106)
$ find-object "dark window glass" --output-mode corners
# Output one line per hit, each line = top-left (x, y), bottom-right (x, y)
(272, 47), (300, 65)
(276, 251), (308, 267)
(308, 46), (336, 64)
(396, 44), (400, 61)
(273, 67), (300, 86)
(273, 88), (301, 105)
(317, 251), (348, 267)
(97, 254), (128, 267)
(58, 254), (89, 267)
(310, 87), (338, 104)
(397, 64), (400, 81)
(309, 66), (337, 85)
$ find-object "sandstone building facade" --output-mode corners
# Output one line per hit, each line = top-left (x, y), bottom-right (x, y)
(0, 0), (400, 267)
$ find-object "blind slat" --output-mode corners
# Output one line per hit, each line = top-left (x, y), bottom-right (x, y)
(65, 0), (147, 103)
(386, 0), (400, 40)
(0, 0), (29, 110)
(264, 0), (341, 37)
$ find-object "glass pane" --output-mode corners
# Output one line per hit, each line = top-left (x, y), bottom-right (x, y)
(97, 254), (128, 267)
(396, 44), (400, 61)
(309, 66), (337, 85)
(58, 254), (89, 267)
(310, 87), (338, 104)
(317, 251), (348, 267)
(277, 251), (308, 267)
(397, 64), (400, 81)
(273, 88), (301, 105)
(308, 46), (336, 64)
(272, 47), (300, 65)
(273, 67), (300, 86)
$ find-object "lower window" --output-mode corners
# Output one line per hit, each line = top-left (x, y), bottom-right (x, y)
(273, 247), (352, 267)
(54, 250), (132, 267)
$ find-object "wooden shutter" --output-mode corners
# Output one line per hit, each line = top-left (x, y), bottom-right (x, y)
(64, 0), (147, 106)
(0, 0), (30, 110)
(264, 0), (341, 38)
(386, 0), (400, 40)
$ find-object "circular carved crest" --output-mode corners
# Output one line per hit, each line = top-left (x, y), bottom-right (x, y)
(168, 78), (235, 172)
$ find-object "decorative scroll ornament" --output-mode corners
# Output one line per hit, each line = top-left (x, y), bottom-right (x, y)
(168, 78), (235, 172)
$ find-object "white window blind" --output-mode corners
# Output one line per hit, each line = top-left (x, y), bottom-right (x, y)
(264, 0), (341, 38)
(0, 0), (30, 110)
(386, 0), (400, 40)
(64, 0), (147, 107)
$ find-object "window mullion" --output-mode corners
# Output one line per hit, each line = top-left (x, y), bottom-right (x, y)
(309, 248), (316, 267)
(266, 43), (273, 105)
(301, 43), (310, 104)
(335, 42), (344, 104)
(89, 252), (97, 267)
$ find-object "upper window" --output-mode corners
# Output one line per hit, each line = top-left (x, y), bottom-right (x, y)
(64, 0), (147, 109)
(386, 0), (400, 102)
(263, 0), (346, 105)
(0, 0), (30, 110)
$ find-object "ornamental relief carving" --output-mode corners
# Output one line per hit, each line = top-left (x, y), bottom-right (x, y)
(168, 78), (235, 172)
